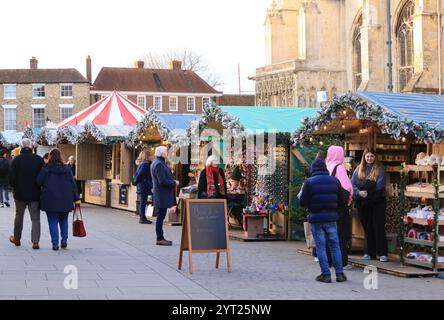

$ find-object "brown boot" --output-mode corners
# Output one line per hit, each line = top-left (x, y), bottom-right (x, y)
(32, 243), (40, 250)
(156, 239), (173, 246)
(9, 236), (20, 246)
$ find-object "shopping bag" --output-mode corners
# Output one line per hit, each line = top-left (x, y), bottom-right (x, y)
(145, 204), (154, 218)
(72, 206), (87, 237)
(304, 222), (315, 249)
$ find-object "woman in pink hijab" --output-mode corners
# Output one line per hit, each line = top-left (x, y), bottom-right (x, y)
(326, 146), (354, 269)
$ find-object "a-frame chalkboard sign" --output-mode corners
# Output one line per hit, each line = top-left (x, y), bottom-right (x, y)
(178, 199), (231, 273)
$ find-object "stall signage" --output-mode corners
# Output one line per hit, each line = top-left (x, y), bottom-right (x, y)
(105, 146), (112, 171)
(179, 199), (231, 273)
(119, 184), (129, 206)
(89, 180), (102, 197)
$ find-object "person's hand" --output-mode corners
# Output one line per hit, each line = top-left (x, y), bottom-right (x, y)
(175, 180), (180, 186)
(169, 206), (177, 214)
(359, 191), (368, 198)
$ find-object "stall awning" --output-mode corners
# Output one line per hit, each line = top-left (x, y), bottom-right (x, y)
(354, 92), (444, 130)
(291, 92), (444, 144)
(0, 130), (24, 146)
(221, 106), (319, 133)
(56, 91), (146, 128)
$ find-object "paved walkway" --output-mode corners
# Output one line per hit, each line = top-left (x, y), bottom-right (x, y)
(0, 203), (443, 300)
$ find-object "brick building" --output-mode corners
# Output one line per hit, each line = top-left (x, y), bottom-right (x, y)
(0, 57), (90, 131)
(90, 60), (222, 114)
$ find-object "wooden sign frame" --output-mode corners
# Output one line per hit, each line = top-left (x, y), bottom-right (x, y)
(178, 199), (231, 273)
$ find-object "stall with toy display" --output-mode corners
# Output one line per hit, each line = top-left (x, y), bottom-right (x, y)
(291, 91), (444, 257)
(400, 161), (444, 272)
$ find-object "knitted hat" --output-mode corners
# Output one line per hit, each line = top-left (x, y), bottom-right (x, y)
(230, 165), (242, 181)
(12, 147), (21, 157)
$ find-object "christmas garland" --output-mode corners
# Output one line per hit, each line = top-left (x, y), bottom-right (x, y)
(187, 101), (245, 142)
(291, 93), (444, 145)
(127, 108), (173, 148)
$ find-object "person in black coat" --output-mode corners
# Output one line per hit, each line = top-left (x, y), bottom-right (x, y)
(133, 149), (153, 224)
(37, 148), (80, 250)
(0, 149), (11, 207)
(197, 155), (227, 199)
(150, 146), (178, 246)
(299, 159), (347, 283)
(8, 139), (44, 249)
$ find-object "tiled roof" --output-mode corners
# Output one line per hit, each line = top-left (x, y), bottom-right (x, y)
(218, 94), (255, 106)
(0, 69), (89, 84)
(92, 67), (220, 94)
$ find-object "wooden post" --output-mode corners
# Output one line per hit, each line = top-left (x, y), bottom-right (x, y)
(216, 253), (220, 269)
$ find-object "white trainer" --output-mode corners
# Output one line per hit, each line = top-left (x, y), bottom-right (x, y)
(379, 255), (389, 262)
(313, 257), (319, 262)
(362, 254), (372, 260)
(343, 264), (354, 270)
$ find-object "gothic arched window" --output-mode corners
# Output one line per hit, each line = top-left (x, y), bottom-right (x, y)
(309, 87), (316, 108)
(298, 87), (306, 108)
(396, 1), (414, 91)
(353, 14), (363, 89)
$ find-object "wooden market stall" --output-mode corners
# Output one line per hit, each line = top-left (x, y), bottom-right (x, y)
(191, 103), (319, 241)
(127, 109), (200, 222)
(291, 91), (444, 271)
(42, 92), (148, 212)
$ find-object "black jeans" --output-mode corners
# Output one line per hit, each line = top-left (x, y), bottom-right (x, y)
(358, 199), (388, 257)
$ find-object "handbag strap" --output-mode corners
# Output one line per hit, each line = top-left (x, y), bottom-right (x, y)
(73, 206), (83, 221)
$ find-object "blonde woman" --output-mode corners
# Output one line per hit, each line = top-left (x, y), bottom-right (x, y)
(351, 148), (388, 262)
(133, 149), (153, 224)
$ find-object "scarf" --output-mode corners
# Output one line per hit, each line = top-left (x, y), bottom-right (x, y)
(206, 166), (226, 197)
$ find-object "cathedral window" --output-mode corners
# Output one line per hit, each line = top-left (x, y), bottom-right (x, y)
(396, 0), (414, 91)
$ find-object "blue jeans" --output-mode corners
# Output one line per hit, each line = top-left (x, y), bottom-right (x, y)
(46, 212), (69, 246)
(311, 222), (343, 275)
(0, 185), (9, 203)
(156, 208), (168, 241)
(138, 192), (150, 220)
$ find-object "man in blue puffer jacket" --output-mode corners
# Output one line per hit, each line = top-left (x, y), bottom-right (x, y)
(300, 158), (347, 283)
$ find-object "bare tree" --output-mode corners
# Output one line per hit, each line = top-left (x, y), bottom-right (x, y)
(142, 48), (223, 90)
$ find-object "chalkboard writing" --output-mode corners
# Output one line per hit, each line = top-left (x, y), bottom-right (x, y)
(179, 199), (231, 273)
(105, 146), (112, 171)
(188, 202), (227, 251)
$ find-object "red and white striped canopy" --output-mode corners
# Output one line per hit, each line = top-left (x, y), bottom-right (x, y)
(56, 91), (146, 128)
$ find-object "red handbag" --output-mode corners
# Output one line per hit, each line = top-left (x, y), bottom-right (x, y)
(73, 206), (87, 237)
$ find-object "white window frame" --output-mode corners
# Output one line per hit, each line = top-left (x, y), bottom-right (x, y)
(187, 96), (196, 112)
(60, 83), (73, 99)
(2, 105), (17, 131)
(202, 97), (211, 108)
(169, 96), (178, 112)
(154, 96), (163, 111)
(32, 84), (45, 99)
(137, 95), (146, 109)
(59, 104), (74, 121)
(3, 84), (16, 100)
(31, 104), (46, 128)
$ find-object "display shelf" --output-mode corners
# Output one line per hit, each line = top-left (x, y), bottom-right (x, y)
(404, 238), (444, 247)
(406, 184), (444, 193)
(404, 217), (444, 226)
(404, 191), (444, 199)
(404, 258), (444, 270)
(406, 165), (444, 172)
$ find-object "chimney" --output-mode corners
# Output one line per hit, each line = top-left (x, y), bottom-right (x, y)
(136, 60), (144, 69)
(30, 56), (38, 69)
(86, 55), (92, 83)
(169, 60), (182, 71)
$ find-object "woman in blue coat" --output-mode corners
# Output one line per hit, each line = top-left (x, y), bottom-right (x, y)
(37, 148), (80, 250)
(150, 146), (178, 246)
(133, 150), (153, 224)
